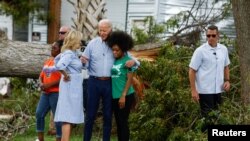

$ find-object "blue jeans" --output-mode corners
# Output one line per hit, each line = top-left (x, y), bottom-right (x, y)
(36, 92), (62, 138)
(84, 76), (112, 141)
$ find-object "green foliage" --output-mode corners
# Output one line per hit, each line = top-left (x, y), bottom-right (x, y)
(129, 42), (249, 141)
(132, 16), (166, 44)
(167, 127), (207, 141)
(165, 11), (187, 31)
(1, 78), (39, 114)
(130, 43), (199, 140)
(218, 0), (232, 18)
(132, 27), (149, 45)
(219, 34), (240, 96)
(11, 115), (84, 141)
(3, 78), (118, 140)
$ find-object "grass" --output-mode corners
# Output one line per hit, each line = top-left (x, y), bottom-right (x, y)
(1, 90), (118, 141)
(11, 115), (118, 141)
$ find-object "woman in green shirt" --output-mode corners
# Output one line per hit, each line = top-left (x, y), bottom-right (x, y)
(107, 31), (135, 141)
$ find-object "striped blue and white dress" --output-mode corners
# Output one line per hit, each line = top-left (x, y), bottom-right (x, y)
(54, 49), (84, 124)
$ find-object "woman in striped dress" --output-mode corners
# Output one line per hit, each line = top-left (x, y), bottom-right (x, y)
(43, 30), (84, 141)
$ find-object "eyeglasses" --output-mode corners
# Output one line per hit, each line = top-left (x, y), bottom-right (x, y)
(206, 34), (217, 38)
(59, 31), (67, 35)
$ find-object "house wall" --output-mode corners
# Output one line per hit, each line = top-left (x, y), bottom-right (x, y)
(127, 0), (157, 32)
(60, 0), (75, 28)
(0, 15), (13, 40)
(30, 17), (48, 44)
(0, 0), (235, 43)
(105, 0), (127, 31)
(60, 0), (128, 31)
(0, 1), (48, 43)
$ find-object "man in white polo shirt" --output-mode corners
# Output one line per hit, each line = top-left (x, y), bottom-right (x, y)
(189, 25), (230, 117)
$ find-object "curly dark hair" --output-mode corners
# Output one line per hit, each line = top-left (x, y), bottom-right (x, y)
(107, 31), (134, 52)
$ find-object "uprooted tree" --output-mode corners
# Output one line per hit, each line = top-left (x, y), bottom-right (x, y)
(0, 28), (160, 78)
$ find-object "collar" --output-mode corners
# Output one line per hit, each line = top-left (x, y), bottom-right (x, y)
(205, 42), (221, 51)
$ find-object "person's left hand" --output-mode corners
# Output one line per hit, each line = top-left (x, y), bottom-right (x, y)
(119, 96), (126, 109)
(63, 75), (70, 82)
(42, 83), (50, 90)
(125, 60), (135, 68)
(39, 82), (45, 91)
(223, 81), (230, 92)
(43, 66), (57, 73)
(80, 56), (89, 64)
(42, 66), (50, 73)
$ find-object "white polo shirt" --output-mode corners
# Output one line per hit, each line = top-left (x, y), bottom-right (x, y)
(189, 42), (230, 94)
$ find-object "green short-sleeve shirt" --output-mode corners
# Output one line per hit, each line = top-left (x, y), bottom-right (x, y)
(111, 54), (135, 99)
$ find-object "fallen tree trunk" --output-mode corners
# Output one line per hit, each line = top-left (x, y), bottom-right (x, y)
(130, 48), (160, 62)
(0, 34), (50, 78)
(0, 40), (161, 78)
(0, 30), (161, 78)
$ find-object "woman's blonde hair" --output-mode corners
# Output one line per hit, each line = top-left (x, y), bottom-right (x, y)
(61, 30), (83, 52)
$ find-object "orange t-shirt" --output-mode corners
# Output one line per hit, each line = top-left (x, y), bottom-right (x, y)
(39, 57), (61, 94)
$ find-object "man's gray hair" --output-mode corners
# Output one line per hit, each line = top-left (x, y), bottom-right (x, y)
(98, 19), (112, 28)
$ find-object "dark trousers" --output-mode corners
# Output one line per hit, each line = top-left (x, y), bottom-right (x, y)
(112, 94), (135, 141)
(83, 78), (88, 112)
(84, 77), (112, 141)
(199, 93), (222, 117)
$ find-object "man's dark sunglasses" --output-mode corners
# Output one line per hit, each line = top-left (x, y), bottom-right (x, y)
(59, 31), (67, 35)
(206, 34), (217, 38)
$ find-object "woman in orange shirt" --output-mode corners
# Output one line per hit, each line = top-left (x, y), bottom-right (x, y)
(36, 40), (63, 141)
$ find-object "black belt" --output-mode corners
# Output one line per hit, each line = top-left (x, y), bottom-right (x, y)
(90, 76), (111, 80)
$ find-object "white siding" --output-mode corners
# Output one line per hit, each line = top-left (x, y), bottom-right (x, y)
(106, 0), (127, 30)
(30, 16), (48, 44)
(127, 0), (157, 32)
(0, 8), (48, 43)
(31, 25), (48, 44)
(61, 0), (128, 31)
(0, 15), (13, 40)
(60, 0), (75, 27)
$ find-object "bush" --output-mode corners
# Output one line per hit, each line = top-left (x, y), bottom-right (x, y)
(1, 78), (39, 114)
(129, 42), (249, 141)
